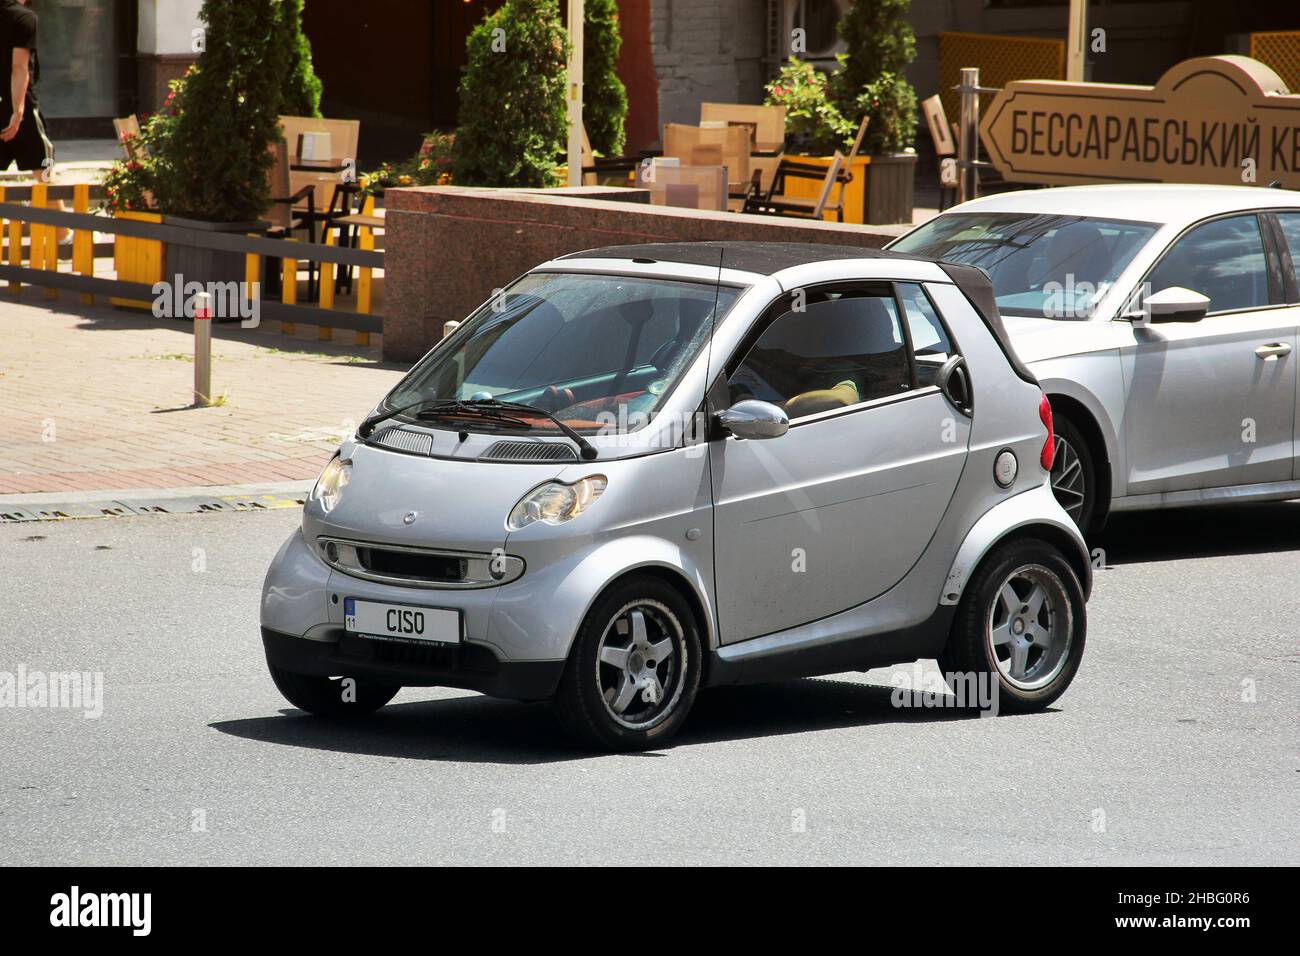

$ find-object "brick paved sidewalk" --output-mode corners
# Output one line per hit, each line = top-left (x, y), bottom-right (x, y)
(0, 299), (406, 495)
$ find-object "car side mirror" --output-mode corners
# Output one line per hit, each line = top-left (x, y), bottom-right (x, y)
(716, 399), (789, 440)
(1125, 286), (1210, 325)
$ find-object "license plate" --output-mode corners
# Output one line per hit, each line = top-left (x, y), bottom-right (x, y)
(344, 598), (461, 644)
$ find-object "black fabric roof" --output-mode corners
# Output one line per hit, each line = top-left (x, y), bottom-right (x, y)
(558, 240), (1038, 387)
(558, 240), (917, 275)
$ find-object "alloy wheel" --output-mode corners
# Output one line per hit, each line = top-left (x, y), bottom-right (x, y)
(595, 600), (686, 731)
(986, 563), (1073, 691)
(1050, 434), (1087, 523)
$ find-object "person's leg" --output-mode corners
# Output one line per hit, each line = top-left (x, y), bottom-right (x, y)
(14, 104), (66, 242)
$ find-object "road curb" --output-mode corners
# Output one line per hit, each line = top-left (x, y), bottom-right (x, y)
(0, 480), (313, 523)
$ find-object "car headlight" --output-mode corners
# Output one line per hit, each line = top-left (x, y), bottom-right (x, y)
(312, 456), (351, 514)
(507, 475), (607, 531)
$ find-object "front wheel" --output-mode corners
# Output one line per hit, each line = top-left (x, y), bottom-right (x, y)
(939, 538), (1086, 713)
(268, 666), (400, 717)
(553, 576), (703, 751)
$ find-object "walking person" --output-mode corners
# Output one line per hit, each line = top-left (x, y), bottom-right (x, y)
(0, 0), (54, 178)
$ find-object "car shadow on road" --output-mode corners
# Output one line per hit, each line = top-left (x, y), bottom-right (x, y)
(209, 677), (989, 764)
(1095, 500), (1300, 565)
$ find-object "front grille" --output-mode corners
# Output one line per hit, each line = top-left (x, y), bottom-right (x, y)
(317, 537), (526, 589)
(356, 546), (467, 583)
(482, 440), (578, 462)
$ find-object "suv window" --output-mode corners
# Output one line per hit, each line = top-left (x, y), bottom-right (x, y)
(1147, 214), (1270, 314)
(898, 283), (956, 387)
(728, 289), (910, 419)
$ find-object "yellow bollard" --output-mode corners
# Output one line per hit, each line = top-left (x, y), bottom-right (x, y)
(74, 184), (92, 305)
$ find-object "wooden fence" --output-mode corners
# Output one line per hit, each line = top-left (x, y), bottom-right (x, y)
(0, 184), (384, 340)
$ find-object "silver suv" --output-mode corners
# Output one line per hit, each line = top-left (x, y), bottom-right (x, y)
(260, 242), (1091, 750)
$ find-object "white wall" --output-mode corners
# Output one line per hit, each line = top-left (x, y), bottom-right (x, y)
(137, 0), (205, 56)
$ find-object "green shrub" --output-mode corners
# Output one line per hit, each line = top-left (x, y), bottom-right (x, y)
(103, 74), (188, 214)
(151, 0), (294, 222)
(764, 58), (855, 155)
(452, 0), (569, 187)
(832, 0), (919, 154)
(280, 0), (323, 118)
(583, 0), (627, 156)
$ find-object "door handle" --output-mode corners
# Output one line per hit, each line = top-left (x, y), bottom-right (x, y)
(1255, 343), (1293, 361)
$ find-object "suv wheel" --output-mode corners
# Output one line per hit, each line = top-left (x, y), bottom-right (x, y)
(269, 666), (400, 717)
(1050, 415), (1100, 534)
(939, 538), (1086, 713)
(554, 575), (702, 751)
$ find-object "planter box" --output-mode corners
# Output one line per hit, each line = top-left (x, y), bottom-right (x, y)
(865, 152), (917, 226)
(781, 151), (917, 225)
(163, 215), (268, 292)
(111, 210), (167, 310)
(783, 153), (870, 224)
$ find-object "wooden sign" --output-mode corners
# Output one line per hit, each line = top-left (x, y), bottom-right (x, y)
(980, 56), (1300, 189)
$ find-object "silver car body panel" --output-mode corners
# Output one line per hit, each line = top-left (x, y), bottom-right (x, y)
(890, 184), (1300, 508)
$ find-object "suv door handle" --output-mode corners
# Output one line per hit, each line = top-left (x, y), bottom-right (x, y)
(1255, 343), (1293, 361)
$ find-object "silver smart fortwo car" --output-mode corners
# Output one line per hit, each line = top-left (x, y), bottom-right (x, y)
(261, 242), (1092, 750)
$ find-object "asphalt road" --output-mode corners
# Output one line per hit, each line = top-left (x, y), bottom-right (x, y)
(2, 504), (1297, 865)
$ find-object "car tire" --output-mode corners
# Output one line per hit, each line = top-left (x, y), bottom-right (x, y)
(938, 538), (1086, 714)
(268, 666), (401, 717)
(1050, 414), (1101, 534)
(553, 575), (703, 751)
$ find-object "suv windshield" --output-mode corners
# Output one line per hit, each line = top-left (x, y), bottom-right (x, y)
(891, 212), (1158, 318)
(385, 272), (741, 434)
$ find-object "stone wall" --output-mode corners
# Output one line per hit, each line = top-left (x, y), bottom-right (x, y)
(650, 0), (769, 127)
(382, 185), (908, 363)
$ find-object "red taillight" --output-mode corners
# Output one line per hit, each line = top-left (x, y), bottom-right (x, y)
(1039, 393), (1055, 471)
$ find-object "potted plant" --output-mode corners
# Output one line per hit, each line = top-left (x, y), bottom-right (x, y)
(583, 0), (628, 157)
(832, 0), (919, 224)
(102, 0), (322, 290)
(452, 0), (569, 187)
(763, 58), (869, 223)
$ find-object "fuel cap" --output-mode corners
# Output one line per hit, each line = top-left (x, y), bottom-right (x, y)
(994, 449), (1018, 487)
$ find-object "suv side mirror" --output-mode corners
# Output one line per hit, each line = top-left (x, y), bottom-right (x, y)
(1125, 286), (1210, 325)
(716, 399), (789, 440)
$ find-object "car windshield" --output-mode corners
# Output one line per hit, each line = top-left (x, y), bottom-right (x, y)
(384, 272), (741, 434)
(890, 212), (1159, 318)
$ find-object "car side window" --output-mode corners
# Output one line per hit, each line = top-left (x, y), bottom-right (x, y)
(897, 283), (957, 387)
(727, 289), (910, 419)
(1147, 214), (1270, 314)
(1276, 212), (1300, 294)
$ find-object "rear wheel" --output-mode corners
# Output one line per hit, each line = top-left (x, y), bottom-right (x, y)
(268, 666), (400, 717)
(1050, 415), (1101, 534)
(939, 538), (1086, 713)
(553, 575), (702, 751)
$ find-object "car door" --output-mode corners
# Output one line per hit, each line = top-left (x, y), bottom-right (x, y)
(1269, 210), (1300, 481)
(709, 281), (971, 645)
(1122, 213), (1297, 495)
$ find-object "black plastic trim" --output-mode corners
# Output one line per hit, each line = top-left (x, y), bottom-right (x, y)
(262, 627), (566, 701)
(937, 261), (1039, 386)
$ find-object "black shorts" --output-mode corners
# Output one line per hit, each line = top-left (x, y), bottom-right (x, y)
(0, 104), (54, 174)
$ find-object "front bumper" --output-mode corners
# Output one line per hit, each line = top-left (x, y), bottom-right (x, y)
(261, 626), (566, 701)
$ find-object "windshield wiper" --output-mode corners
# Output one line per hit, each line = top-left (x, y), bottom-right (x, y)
(358, 398), (597, 460)
(461, 398), (598, 461)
